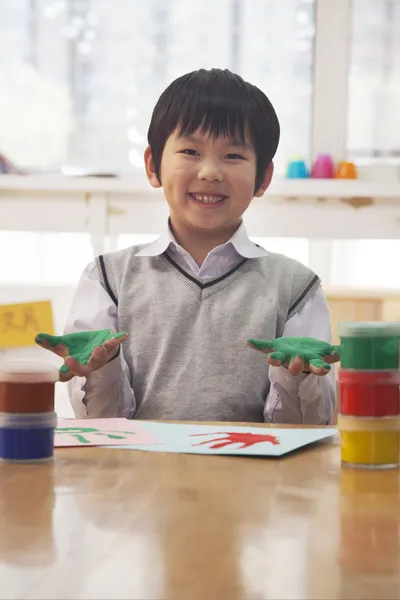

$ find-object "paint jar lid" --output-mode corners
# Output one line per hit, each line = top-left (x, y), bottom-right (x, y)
(338, 369), (400, 385)
(0, 411), (57, 429)
(338, 414), (400, 432)
(0, 361), (59, 383)
(338, 322), (400, 338)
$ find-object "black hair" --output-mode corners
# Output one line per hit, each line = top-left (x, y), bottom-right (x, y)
(147, 68), (280, 193)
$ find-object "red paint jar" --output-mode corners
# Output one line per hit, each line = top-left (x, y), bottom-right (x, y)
(339, 369), (400, 417)
(0, 361), (59, 414)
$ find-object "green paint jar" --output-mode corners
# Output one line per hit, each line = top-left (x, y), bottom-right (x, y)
(339, 322), (400, 370)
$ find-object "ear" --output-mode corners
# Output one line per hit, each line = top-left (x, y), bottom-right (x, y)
(144, 146), (162, 188)
(254, 162), (274, 198)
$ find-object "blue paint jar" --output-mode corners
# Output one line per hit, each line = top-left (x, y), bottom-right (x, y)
(0, 411), (57, 463)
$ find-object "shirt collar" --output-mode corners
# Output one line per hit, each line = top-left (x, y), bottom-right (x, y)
(228, 221), (268, 258)
(135, 219), (268, 259)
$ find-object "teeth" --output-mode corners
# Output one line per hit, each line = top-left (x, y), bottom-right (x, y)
(191, 194), (225, 204)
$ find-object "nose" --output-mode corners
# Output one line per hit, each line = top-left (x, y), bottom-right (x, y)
(197, 159), (223, 182)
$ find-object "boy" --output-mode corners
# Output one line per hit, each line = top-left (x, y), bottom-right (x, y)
(61, 68), (336, 423)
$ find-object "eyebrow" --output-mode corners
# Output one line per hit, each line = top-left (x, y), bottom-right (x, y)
(180, 134), (251, 149)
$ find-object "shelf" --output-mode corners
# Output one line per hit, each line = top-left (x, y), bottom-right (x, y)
(267, 178), (400, 200)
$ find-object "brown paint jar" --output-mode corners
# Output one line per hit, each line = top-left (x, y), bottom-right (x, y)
(0, 362), (59, 414)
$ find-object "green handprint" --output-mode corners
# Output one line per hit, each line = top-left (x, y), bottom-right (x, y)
(35, 329), (127, 373)
(56, 427), (136, 444)
(246, 336), (341, 371)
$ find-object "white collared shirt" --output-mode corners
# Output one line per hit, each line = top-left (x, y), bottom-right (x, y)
(66, 222), (336, 424)
(135, 220), (269, 278)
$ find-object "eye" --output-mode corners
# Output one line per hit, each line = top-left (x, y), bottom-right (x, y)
(226, 153), (245, 160)
(179, 149), (199, 156)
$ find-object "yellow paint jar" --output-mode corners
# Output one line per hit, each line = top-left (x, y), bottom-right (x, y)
(338, 414), (400, 469)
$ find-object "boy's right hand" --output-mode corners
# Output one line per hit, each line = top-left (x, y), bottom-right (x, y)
(35, 330), (128, 382)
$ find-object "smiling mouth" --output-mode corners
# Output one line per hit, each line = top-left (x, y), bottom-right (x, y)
(189, 193), (227, 205)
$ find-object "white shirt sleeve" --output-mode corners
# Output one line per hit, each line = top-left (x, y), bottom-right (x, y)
(265, 285), (337, 425)
(65, 262), (136, 419)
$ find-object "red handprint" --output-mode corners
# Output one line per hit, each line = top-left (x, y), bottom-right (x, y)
(190, 431), (280, 450)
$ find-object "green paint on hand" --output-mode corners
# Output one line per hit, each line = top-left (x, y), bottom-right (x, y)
(246, 336), (341, 370)
(35, 329), (127, 373)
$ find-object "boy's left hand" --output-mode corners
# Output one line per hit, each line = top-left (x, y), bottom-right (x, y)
(246, 336), (340, 376)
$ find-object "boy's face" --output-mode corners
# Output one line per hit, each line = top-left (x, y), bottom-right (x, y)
(145, 128), (273, 236)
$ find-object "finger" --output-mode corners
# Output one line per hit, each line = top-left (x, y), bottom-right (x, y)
(59, 369), (75, 383)
(288, 355), (304, 375)
(309, 364), (330, 376)
(102, 334), (128, 355)
(268, 357), (286, 367)
(62, 355), (95, 377)
(35, 340), (63, 354)
(35, 333), (62, 347)
(110, 331), (128, 341)
(61, 344), (112, 378)
(309, 358), (331, 376)
(309, 365), (330, 376)
(268, 351), (286, 363)
(323, 353), (341, 364)
(267, 351), (287, 367)
(86, 345), (109, 370)
(82, 341), (119, 372)
(310, 357), (330, 369)
(246, 338), (275, 354)
(35, 337), (68, 358)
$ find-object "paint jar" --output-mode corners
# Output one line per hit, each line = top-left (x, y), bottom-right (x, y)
(0, 411), (57, 463)
(339, 369), (400, 417)
(338, 322), (400, 370)
(338, 414), (400, 469)
(0, 361), (59, 413)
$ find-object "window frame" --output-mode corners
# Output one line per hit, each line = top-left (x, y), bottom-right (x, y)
(312, 0), (400, 181)
(311, 0), (351, 164)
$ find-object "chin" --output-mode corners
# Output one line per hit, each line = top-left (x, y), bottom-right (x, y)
(189, 218), (227, 231)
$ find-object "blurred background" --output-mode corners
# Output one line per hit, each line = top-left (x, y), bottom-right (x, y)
(1, 0), (400, 415)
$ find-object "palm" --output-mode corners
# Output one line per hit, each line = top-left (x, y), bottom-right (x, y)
(246, 336), (340, 373)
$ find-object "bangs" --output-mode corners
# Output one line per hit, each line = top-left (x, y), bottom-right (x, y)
(175, 88), (252, 147)
(162, 70), (259, 147)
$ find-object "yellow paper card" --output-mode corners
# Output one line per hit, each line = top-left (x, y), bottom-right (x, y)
(0, 300), (54, 349)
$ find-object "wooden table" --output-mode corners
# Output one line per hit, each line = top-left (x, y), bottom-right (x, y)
(0, 424), (399, 600)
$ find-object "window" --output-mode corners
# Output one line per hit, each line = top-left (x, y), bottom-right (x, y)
(251, 237), (310, 267)
(0, 0), (315, 174)
(117, 234), (158, 251)
(3, 0), (400, 300)
(347, 0), (400, 162)
(331, 239), (400, 289)
(0, 231), (92, 284)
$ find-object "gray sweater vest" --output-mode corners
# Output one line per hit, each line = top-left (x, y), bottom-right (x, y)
(96, 246), (320, 422)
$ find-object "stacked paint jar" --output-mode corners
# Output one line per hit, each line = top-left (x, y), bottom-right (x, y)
(0, 361), (59, 463)
(337, 322), (400, 469)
